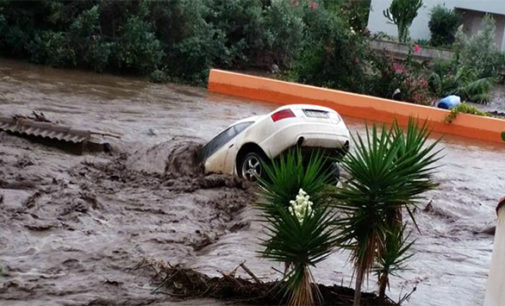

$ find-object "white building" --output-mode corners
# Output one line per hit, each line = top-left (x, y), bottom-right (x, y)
(367, 0), (505, 51)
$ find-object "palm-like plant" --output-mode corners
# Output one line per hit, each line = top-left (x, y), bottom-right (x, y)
(257, 149), (338, 306)
(429, 65), (496, 103)
(259, 148), (333, 214)
(334, 119), (441, 306)
(374, 225), (414, 299)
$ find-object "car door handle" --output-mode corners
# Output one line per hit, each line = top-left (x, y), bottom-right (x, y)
(228, 144), (234, 148)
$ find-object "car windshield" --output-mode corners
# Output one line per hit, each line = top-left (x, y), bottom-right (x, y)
(200, 121), (254, 161)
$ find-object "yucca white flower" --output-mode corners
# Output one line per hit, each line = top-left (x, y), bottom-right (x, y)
(288, 188), (313, 224)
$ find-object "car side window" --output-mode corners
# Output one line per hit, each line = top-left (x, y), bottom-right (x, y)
(233, 121), (253, 135)
(201, 121), (253, 161)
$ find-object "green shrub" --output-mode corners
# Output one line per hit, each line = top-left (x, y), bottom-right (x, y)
(429, 64), (495, 103)
(88, 41), (113, 72)
(369, 52), (432, 104)
(206, 0), (265, 68)
(262, 0), (304, 68)
(149, 69), (168, 83)
(427, 15), (504, 103)
(292, 6), (371, 93)
(114, 16), (164, 74)
(429, 5), (460, 47)
(42, 31), (76, 68)
(444, 102), (488, 123)
(455, 14), (504, 79)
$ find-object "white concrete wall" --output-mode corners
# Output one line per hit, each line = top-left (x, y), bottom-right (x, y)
(484, 199), (505, 306)
(367, 0), (505, 50)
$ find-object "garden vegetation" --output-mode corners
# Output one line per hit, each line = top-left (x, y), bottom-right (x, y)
(0, 0), (369, 87)
(0, 0), (503, 105)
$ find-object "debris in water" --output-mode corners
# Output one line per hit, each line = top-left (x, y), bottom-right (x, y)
(0, 114), (121, 153)
(137, 259), (395, 305)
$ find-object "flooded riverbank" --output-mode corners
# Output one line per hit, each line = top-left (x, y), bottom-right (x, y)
(1, 58), (504, 305)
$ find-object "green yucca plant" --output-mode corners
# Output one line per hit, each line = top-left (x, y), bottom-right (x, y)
(258, 149), (334, 214)
(374, 225), (414, 299)
(257, 148), (338, 306)
(334, 119), (441, 306)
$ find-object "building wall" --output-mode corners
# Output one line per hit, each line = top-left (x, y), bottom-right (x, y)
(484, 198), (505, 306)
(367, 0), (505, 50)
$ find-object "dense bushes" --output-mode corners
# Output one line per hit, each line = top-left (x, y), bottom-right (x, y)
(428, 5), (460, 47)
(289, 1), (373, 93)
(0, 0), (305, 84)
(0, 0), (372, 88)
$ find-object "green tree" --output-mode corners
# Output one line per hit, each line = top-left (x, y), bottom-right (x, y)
(258, 149), (338, 306)
(383, 0), (423, 43)
(334, 119), (441, 305)
(428, 5), (460, 47)
(114, 16), (164, 74)
(374, 225), (414, 298)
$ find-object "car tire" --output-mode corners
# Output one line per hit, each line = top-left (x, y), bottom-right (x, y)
(239, 151), (266, 182)
(329, 161), (340, 184)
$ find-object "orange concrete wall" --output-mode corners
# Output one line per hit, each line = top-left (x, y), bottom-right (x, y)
(208, 69), (505, 143)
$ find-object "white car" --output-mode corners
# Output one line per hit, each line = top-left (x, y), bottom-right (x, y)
(200, 104), (350, 181)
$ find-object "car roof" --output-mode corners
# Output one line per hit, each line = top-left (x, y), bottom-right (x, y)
(227, 115), (262, 127)
(274, 104), (337, 113)
(226, 104), (339, 128)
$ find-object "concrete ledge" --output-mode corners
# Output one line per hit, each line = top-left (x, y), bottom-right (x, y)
(208, 69), (505, 144)
(370, 39), (453, 62)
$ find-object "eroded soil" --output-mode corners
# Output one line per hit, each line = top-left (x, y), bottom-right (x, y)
(0, 133), (255, 305)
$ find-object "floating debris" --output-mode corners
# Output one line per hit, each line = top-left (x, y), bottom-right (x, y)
(0, 113), (121, 153)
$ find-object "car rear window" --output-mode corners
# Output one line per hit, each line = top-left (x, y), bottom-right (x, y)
(200, 121), (254, 161)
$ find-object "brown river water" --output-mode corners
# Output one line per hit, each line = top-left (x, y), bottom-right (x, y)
(0, 58), (504, 306)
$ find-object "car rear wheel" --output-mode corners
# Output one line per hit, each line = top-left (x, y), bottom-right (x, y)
(239, 152), (265, 181)
(328, 161), (340, 184)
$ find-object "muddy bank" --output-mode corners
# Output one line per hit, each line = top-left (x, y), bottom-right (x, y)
(0, 132), (254, 305)
(139, 263), (394, 306)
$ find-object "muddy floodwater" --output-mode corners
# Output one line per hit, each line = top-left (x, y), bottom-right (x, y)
(1, 58), (504, 306)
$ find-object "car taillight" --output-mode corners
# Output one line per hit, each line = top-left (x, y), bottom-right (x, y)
(271, 109), (295, 122)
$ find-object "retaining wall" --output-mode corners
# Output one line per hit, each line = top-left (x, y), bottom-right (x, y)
(208, 69), (505, 143)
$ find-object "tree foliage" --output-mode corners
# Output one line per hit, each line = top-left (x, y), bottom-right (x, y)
(428, 5), (460, 47)
(332, 119), (441, 305)
(257, 149), (338, 305)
